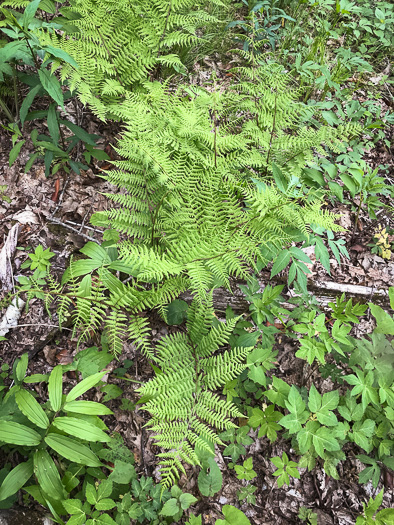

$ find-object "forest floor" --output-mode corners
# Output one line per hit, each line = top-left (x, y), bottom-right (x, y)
(0, 55), (393, 524)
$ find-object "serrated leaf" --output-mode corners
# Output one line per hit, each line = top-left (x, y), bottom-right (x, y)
(85, 482), (97, 505)
(179, 493), (198, 510)
(376, 508), (394, 523)
(15, 389), (49, 429)
(62, 499), (83, 514)
(316, 410), (338, 427)
(108, 460), (135, 484)
(308, 384), (321, 413)
(314, 237), (330, 274)
(97, 479), (112, 500)
(313, 426), (340, 458)
(95, 498), (116, 511)
(160, 498), (180, 516)
(38, 69), (64, 108)
(369, 303), (394, 335)
(271, 250), (291, 277)
(289, 246), (312, 264)
(332, 320), (351, 344)
(321, 390), (339, 411)
(45, 434), (102, 467)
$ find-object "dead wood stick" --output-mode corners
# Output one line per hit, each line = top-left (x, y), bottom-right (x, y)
(181, 279), (390, 314)
(48, 218), (100, 243)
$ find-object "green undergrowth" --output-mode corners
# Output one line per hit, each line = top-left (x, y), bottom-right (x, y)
(0, 0), (393, 522)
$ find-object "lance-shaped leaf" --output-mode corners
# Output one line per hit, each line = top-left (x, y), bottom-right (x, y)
(65, 371), (106, 402)
(45, 434), (103, 467)
(15, 353), (29, 382)
(0, 421), (41, 446)
(34, 450), (65, 500)
(48, 365), (63, 412)
(0, 459), (34, 501)
(63, 400), (113, 415)
(15, 389), (50, 429)
(52, 416), (111, 442)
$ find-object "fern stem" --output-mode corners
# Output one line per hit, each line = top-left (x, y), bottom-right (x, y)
(12, 66), (19, 119)
(157, 0), (172, 59)
(97, 29), (123, 86)
(352, 193), (364, 238)
(213, 110), (217, 168)
(265, 89), (277, 175)
(151, 189), (171, 248)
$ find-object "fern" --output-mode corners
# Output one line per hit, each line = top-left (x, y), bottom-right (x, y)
(88, 74), (350, 306)
(44, 0), (224, 118)
(41, 67), (355, 355)
(139, 297), (251, 487)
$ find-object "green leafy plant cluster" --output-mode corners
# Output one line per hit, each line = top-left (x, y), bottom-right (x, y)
(0, 0), (110, 175)
(35, 64), (357, 356)
(0, 353), (111, 504)
(45, 0), (226, 119)
(0, 351), (207, 524)
(222, 286), (394, 490)
(23, 60), (361, 488)
(1, 0), (393, 521)
(356, 489), (394, 525)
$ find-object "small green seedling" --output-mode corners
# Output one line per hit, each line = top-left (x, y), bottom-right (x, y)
(271, 452), (300, 488)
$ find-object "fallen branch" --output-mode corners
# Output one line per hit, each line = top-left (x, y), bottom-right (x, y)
(48, 218), (100, 243)
(181, 279), (390, 314)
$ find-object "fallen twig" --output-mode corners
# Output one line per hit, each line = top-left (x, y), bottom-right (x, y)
(48, 217), (100, 243)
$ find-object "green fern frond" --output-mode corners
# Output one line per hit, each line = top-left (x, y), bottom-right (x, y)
(139, 299), (249, 487)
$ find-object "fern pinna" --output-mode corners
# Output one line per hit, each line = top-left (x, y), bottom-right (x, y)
(138, 297), (251, 487)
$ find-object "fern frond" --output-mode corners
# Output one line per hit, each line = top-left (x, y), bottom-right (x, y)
(139, 299), (248, 487)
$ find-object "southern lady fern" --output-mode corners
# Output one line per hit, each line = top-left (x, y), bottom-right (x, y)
(44, 68), (356, 356)
(139, 297), (251, 487)
(22, 46), (358, 483)
(44, 0), (224, 118)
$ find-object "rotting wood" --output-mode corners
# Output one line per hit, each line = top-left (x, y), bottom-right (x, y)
(181, 279), (390, 313)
